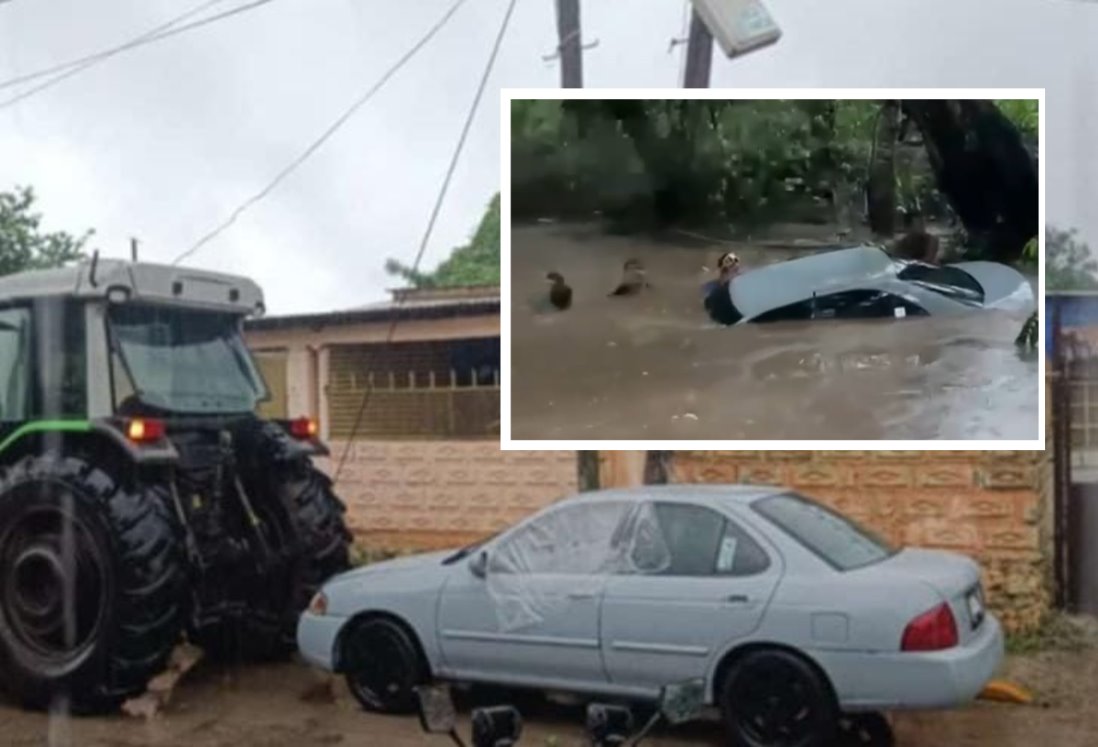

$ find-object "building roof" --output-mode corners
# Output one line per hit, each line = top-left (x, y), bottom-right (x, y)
(246, 285), (500, 331)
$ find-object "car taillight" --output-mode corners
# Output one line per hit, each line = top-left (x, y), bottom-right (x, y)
(901, 602), (959, 652)
(289, 416), (318, 439)
(125, 417), (166, 443)
(307, 591), (328, 616)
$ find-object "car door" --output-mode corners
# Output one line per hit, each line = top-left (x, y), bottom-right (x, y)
(436, 500), (631, 689)
(601, 501), (784, 691)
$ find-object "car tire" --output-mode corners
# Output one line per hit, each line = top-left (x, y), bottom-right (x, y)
(0, 454), (185, 713)
(343, 617), (427, 714)
(719, 648), (838, 747)
(836, 712), (894, 747)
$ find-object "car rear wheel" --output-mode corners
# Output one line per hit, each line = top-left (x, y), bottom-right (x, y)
(343, 618), (427, 714)
(836, 712), (894, 747)
(719, 648), (838, 747)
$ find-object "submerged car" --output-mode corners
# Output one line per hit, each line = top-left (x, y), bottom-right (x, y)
(706, 244), (1034, 325)
(298, 485), (1003, 746)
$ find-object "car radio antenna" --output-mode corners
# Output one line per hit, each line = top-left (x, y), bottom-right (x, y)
(130, 237), (139, 262)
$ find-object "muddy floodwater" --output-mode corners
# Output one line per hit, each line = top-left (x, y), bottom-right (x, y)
(510, 224), (1039, 441)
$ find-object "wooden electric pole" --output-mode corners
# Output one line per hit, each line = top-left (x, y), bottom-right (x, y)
(682, 9), (713, 88)
(554, 0), (583, 88)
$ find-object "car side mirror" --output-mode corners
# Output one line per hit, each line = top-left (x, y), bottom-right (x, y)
(658, 678), (706, 725)
(468, 551), (488, 579)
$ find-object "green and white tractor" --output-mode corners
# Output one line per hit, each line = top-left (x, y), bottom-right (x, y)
(0, 257), (351, 713)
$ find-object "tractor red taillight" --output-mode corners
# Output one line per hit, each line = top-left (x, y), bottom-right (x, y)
(125, 417), (165, 443)
(901, 602), (959, 652)
(289, 416), (318, 439)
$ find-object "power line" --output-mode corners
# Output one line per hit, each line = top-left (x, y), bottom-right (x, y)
(330, 0), (518, 485)
(0, 0), (274, 110)
(0, 0), (231, 92)
(171, 0), (472, 266)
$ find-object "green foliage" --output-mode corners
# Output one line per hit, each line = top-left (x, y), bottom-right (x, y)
(0, 186), (90, 276)
(386, 194), (500, 288)
(996, 99), (1039, 135)
(511, 100), (944, 229)
(1046, 226), (1098, 290)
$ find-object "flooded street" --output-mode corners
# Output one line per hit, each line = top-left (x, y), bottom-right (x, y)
(510, 224), (1039, 441)
(1, 649), (1093, 747)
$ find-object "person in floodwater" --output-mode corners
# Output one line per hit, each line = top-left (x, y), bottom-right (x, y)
(545, 271), (572, 310)
(608, 258), (650, 296)
(702, 251), (745, 325)
(891, 212), (941, 264)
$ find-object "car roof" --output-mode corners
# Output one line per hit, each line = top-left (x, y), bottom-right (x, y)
(558, 484), (787, 507)
(728, 244), (896, 319)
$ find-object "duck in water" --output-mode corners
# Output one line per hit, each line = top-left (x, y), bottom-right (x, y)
(546, 271), (572, 310)
(608, 258), (650, 297)
(702, 251), (745, 325)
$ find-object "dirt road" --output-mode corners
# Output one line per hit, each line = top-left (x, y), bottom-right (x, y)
(1, 647), (1094, 747)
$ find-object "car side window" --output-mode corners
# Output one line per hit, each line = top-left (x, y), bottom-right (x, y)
(631, 503), (770, 577)
(489, 501), (630, 576)
(753, 290), (928, 323)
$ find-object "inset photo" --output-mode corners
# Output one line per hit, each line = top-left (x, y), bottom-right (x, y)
(502, 89), (1043, 448)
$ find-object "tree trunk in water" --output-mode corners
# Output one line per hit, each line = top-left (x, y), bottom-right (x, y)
(866, 101), (899, 237)
(643, 451), (672, 485)
(577, 451), (600, 491)
(900, 100), (1038, 262)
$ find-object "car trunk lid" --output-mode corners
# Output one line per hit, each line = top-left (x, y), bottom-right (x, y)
(871, 548), (987, 643)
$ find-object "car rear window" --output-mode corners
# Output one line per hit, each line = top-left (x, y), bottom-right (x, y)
(752, 493), (897, 571)
(895, 263), (985, 304)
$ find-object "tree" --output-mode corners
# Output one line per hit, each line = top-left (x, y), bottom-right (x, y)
(0, 186), (90, 275)
(1046, 227), (1098, 290)
(385, 193), (499, 288)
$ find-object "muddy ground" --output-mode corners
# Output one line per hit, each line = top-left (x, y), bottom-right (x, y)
(510, 223), (1039, 441)
(2, 646), (1095, 747)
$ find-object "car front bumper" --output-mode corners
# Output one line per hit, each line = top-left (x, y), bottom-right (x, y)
(296, 611), (347, 671)
(812, 613), (1005, 711)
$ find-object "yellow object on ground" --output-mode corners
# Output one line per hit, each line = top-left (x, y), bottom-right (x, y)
(978, 679), (1034, 704)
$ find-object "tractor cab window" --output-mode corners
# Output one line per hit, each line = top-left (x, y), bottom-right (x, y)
(33, 299), (86, 417)
(107, 304), (268, 415)
(0, 308), (30, 421)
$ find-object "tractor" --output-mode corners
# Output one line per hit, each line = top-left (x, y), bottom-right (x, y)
(0, 256), (351, 713)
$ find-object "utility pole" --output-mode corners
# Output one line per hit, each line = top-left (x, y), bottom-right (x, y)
(553, 0), (583, 87)
(682, 8), (713, 88)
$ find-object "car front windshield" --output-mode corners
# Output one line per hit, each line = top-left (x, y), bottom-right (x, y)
(108, 304), (267, 414)
(752, 492), (897, 571)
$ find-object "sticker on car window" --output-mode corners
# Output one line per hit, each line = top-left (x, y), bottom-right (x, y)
(717, 536), (739, 572)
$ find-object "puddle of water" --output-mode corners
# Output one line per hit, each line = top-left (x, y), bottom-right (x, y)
(510, 224), (1039, 441)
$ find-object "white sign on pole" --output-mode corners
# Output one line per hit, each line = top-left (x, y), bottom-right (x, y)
(690, 0), (782, 58)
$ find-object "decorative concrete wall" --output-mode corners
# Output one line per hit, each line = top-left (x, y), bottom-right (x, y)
(666, 451), (1050, 633)
(316, 441), (578, 550)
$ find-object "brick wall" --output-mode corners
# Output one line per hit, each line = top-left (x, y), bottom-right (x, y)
(667, 451), (1050, 633)
(317, 441), (578, 550)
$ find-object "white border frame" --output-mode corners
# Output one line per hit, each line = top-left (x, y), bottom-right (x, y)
(500, 88), (1045, 451)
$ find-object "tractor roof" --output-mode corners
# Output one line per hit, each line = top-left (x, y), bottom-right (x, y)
(0, 259), (263, 314)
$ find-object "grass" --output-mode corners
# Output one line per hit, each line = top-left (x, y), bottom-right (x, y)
(1006, 613), (1098, 655)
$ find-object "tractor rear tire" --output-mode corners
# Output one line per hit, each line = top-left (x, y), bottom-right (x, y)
(195, 451), (351, 662)
(0, 454), (185, 713)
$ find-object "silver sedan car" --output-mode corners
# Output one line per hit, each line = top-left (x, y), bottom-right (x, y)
(298, 486), (1003, 746)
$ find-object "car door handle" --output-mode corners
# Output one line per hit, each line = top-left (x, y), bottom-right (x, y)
(725, 594), (750, 604)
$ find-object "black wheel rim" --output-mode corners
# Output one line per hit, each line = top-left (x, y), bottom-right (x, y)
(732, 659), (819, 747)
(347, 625), (412, 708)
(0, 502), (109, 671)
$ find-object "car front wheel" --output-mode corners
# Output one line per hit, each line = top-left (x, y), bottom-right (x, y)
(719, 648), (838, 747)
(342, 617), (427, 713)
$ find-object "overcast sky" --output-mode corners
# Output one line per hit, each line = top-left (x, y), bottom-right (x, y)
(0, 0), (1088, 314)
